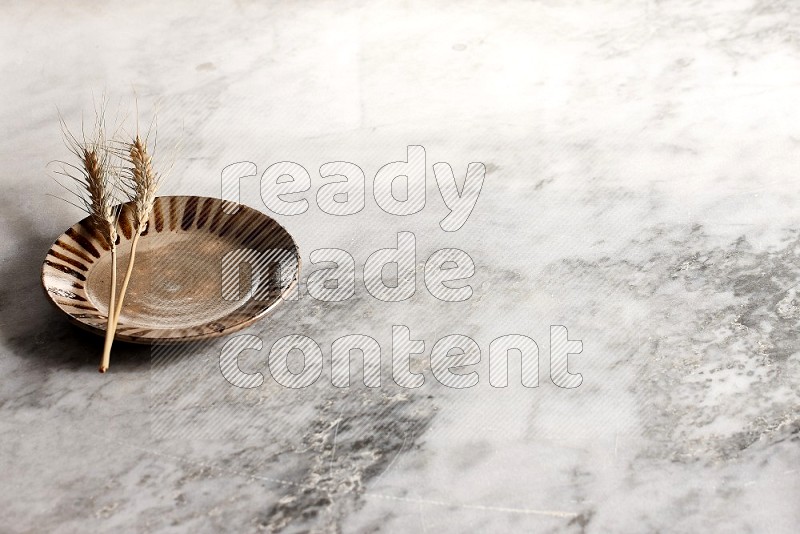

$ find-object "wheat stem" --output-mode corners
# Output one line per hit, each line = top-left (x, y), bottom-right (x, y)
(109, 230), (141, 339)
(99, 248), (117, 373)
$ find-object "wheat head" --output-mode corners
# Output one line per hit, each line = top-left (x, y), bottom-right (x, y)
(82, 146), (118, 245)
(126, 135), (160, 230)
(55, 113), (119, 246)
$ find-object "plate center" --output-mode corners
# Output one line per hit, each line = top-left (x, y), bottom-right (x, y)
(85, 231), (261, 329)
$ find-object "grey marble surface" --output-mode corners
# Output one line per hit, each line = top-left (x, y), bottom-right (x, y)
(1, 1), (799, 532)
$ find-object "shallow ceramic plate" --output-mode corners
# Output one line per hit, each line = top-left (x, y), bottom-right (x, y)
(41, 196), (300, 343)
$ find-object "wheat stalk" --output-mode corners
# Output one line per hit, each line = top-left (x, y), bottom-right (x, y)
(54, 100), (172, 373)
(104, 133), (161, 358)
(55, 112), (120, 373)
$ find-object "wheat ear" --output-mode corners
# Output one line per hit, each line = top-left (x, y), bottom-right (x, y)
(106, 135), (160, 347)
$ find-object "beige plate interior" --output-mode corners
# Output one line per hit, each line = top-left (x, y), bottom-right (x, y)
(41, 196), (300, 344)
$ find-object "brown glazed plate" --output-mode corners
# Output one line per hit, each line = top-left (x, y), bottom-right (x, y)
(41, 196), (300, 344)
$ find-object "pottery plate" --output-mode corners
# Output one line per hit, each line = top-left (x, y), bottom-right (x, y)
(41, 196), (300, 343)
